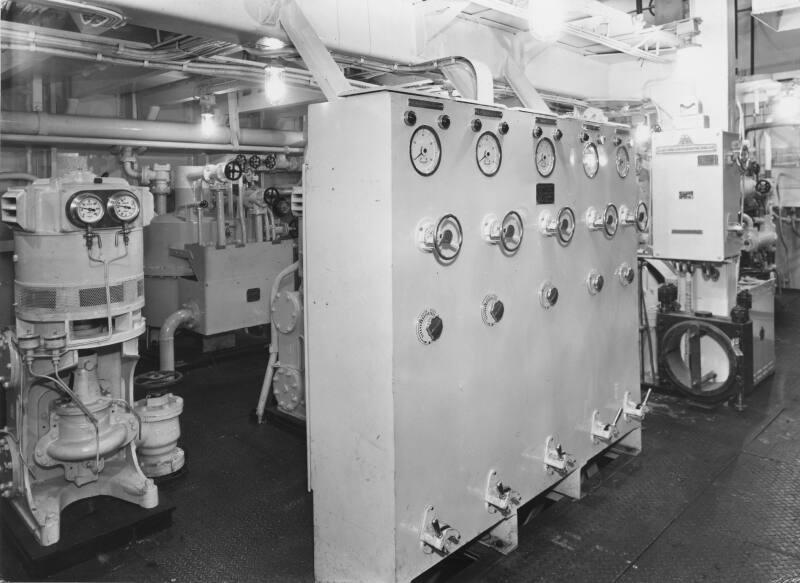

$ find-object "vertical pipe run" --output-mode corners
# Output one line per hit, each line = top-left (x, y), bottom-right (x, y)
(215, 188), (227, 249)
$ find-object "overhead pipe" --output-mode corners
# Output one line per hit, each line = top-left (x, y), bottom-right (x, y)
(1, 134), (303, 153)
(1, 112), (305, 148)
(0, 172), (40, 182)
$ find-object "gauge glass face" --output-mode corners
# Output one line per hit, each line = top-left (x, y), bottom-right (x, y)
(476, 132), (502, 177)
(535, 138), (556, 177)
(409, 126), (442, 176)
(109, 193), (140, 222)
(582, 143), (599, 178)
(616, 146), (630, 178)
(501, 211), (524, 253)
(74, 194), (105, 224)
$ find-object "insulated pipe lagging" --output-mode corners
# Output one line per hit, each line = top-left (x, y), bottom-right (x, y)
(1, 112), (306, 148)
(159, 308), (197, 372)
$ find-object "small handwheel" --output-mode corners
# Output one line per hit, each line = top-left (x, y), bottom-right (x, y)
(264, 153), (277, 169)
(249, 154), (262, 170)
(235, 154), (248, 168)
(264, 187), (280, 205)
(433, 213), (463, 262)
(500, 211), (524, 254)
(134, 370), (184, 390)
(224, 160), (243, 181)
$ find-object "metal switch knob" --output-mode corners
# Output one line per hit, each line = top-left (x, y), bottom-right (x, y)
(427, 316), (443, 341)
(540, 282), (559, 309)
(587, 271), (604, 295)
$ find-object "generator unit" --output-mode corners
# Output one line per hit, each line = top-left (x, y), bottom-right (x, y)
(0, 173), (179, 545)
(305, 89), (647, 582)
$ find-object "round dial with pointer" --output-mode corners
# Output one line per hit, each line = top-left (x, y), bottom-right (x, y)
(409, 125), (442, 177)
(476, 132), (502, 176)
(615, 146), (630, 178)
(582, 142), (600, 178)
(535, 138), (556, 177)
(108, 192), (140, 222)
(71, 194), (105, 225)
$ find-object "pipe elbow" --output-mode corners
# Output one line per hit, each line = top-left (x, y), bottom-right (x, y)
(159, 308), (198, 343)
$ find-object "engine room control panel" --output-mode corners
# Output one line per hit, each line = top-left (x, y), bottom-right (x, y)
(305, 89), (643, 583)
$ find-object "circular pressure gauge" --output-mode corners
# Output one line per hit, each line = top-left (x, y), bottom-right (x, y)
(108, 192), (140, 223)
(410, 125), (442, 177)
(476, 132), (502, 177)
(69, 193), (105, 225)
(535, 138), (556, 177)
(582, 142), (600, 179)
(615, 146), (630, 178)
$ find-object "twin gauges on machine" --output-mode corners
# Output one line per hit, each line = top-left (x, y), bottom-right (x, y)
(66, 190), (141, 227)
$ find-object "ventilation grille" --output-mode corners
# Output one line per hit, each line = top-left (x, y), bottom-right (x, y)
(16, 277), (144, 313)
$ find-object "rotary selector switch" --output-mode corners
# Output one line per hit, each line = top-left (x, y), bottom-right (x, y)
(481, 294), (505, 326)
(539, 207), (576, 244)
(617, 262), (635, 286)
(417, 309), (444, 344)
(539, 282), (559, 309)
(587, 270), (605, 295)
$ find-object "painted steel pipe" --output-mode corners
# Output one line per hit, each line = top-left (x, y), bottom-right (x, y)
(1, 134), (304, 153)
(159, 308), (197, 372)
(1, 112), (305, 148)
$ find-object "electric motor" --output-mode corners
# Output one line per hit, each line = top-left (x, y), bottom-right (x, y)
(1, 172), (154, 348)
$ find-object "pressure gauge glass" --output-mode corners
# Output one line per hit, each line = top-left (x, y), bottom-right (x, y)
(476, 131), (502, 177)
(409, 125), (442, 177)
(108, 192), (140, 223)
(71, 194), (105, 225)
(582, 142), (599, 178)
(535, 138), (556, 177)
(615, 146), (630, 178)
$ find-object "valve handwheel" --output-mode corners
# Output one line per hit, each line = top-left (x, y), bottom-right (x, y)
(235, 154), (248, 168)
(224, 160), (243, 181)
(134, 370), (184, 390)
(433, 213), (463, 262)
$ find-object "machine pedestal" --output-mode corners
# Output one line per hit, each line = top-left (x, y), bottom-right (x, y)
(0, 493), (174, 579)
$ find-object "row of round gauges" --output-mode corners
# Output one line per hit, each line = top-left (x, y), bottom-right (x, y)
(408, 119), (630, 179)
(67, 191), (140, 228)
(415, 264), (636, 344)
(415, 202), (648, 263)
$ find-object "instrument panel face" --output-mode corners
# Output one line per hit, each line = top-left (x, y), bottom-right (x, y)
(535, 137), (556, 177)
(582, 142), (600, 178)
(476, 131), (502, 176)
(616, 146), (630, 178)
(409, 125), (442, 177)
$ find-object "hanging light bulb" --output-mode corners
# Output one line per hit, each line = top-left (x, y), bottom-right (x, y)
(199, 94), (216, 137)
(200, 112), (215, 137)
(528, 0), (566, 43)
(265, 66), (287, 104)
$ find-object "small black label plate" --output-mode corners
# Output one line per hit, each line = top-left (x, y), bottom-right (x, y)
(536, 183), (555, 204)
